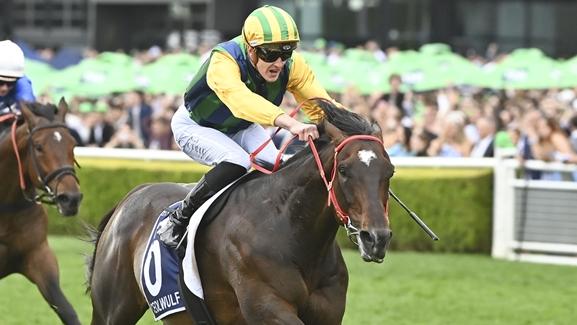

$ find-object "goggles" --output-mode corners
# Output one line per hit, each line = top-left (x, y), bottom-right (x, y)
(0, 80), (16, 87)
(255, 47), (292, 62)
(254, 43), (297, 63)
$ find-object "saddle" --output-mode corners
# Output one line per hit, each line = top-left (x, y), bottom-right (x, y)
(175, 171), (263, 324)
(198, 170), (262, 229)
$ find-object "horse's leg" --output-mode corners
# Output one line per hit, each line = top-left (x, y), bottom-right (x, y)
(20, 240), (80, 325)
(234, 284), (304, 325)
(90, 247), (147, 325)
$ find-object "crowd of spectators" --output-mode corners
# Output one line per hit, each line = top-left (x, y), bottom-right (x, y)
(32, 40), (577, 181)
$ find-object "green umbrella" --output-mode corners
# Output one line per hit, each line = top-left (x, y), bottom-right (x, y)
(343, 48), (379, 63)
(559, 55), (577, 88)
(299, 51), (326, 66)
(412, 53), (482, 90)
(25, 59), (55, 94)
(497, 53), (565, 89)
(312, 65), (347, 94)
(387, 50), (425, 74)
(419, 43), (451, 56)
(96, 51), (133, 66)
(141, 53), (200, 94)
(49, 57), (140, 98)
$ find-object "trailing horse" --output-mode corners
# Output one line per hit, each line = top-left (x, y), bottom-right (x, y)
(0, 100), (82, 324)
(87, 101), (394, 324)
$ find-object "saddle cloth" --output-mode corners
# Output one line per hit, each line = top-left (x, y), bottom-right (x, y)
(140, 179), (240, 321)
(139, 203), (186, 320)
(140, 180), (237, 319)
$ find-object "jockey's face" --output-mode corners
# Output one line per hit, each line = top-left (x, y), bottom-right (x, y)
(0, 79), (16, 96)
(248, 43), (295, 82)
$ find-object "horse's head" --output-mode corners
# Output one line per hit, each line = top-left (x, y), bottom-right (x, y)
(318, 100), (394, 263)
(19, 99), (82, 216)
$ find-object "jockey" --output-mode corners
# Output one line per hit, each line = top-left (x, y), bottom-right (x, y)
(0, 40), (36, 114)
(158, 5), (340, 248)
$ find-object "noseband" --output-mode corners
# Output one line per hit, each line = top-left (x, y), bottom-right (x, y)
(249, 98), (389, 244)
(308, 135), (385, 242)
(251, 127), (385, 244)
(5, 113), (79, 204)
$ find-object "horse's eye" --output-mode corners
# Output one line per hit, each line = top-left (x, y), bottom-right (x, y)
(34, 143), (43, 152)
(338, 165), (348, 176)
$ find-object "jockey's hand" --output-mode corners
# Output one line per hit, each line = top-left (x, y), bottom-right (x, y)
(274, 113), (320, 141)
(289, 122), (319, 141)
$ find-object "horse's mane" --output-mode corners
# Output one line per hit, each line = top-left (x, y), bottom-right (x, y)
(24, 102), (58, 121)
(316, 100), (374, 136)
(282, 100), (373, 167)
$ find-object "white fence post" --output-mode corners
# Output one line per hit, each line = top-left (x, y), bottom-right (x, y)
(491, 149), (518, 259)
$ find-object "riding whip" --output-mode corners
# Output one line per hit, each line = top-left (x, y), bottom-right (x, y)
(389, 189), (439, 241)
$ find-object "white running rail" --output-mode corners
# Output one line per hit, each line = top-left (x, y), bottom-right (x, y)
(74, 147), (577, 266)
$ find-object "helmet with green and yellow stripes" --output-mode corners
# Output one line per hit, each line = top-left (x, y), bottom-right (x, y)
(242, 5), (299, 49)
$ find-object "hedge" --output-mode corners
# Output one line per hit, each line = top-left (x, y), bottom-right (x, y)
(372, 168), (492, 253)
(47, 159), (493, 253)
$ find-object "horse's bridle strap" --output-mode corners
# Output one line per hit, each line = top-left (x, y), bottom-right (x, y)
(10, 115), (26, 190)
(9, 117), (77, 204)
(249, 97), (384, 228)
(249, 97), (335, 174)
(309, 134), (384, 226)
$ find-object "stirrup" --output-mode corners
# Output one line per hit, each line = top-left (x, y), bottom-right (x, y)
(158, 216), (184, 247)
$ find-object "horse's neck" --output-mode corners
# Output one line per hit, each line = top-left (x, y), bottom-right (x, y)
(0, 126), (31, 203)
(273, 145), (340, 253)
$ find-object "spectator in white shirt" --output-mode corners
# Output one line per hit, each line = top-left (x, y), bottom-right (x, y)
(470, 116), (496, 157)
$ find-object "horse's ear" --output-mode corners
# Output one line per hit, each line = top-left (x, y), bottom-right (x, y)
(19, 101), (39, 129)
(56, 97), (68, 122)
(324, 120), (345, 144)
(371, 124), (383, 141)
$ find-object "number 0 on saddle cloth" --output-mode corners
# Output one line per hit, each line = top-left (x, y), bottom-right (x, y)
(140, 202), (186, 320)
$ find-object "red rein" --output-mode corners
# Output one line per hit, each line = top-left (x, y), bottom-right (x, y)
(249, 99), (384, 226)
(1, 113), (27, 190)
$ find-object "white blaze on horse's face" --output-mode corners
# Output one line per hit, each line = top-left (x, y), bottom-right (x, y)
(357, 150), (377, 167)
(53, 131), (62, 142)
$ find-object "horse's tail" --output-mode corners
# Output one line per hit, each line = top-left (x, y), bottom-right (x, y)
(85, 204), (118, 293)
(85, 183), (153, 293)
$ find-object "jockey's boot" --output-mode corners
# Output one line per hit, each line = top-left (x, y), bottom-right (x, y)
(157, 177), (214, 249)
(157, 161), (247, 250)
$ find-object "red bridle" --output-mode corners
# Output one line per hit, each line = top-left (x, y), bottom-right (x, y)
(308, 134), (384, 226)
(1, 113), (26, 190)
(249, 98), (386, 227)
(1, 112), (78, 204)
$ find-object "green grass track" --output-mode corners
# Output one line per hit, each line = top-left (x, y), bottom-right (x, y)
(0, 236), (575, 324)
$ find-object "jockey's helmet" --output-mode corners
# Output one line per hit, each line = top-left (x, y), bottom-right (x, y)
(242, 5), (299, 49)
(0, 40), (25, 82)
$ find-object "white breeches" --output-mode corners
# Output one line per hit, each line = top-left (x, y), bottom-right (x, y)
(171, 105), (279, 170)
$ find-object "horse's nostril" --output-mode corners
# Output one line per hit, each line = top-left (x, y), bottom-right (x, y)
(382, 229), (392, 240)
(57, 194), (70, 203)
(57, 193), (82, 205)
(360, 230), (374, 244)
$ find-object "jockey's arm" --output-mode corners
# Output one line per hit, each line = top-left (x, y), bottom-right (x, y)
(15, 76), (36, 102)
(206, 51), (285, 126)
(286, 52), (342, 123)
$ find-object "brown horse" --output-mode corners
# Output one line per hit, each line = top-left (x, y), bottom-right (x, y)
(87, 101), (394, 324)
(0, 100), (82, 324)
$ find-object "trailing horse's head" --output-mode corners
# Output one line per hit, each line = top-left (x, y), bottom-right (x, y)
(318, 100), (394, 263)
(19, 99), (82, 216)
